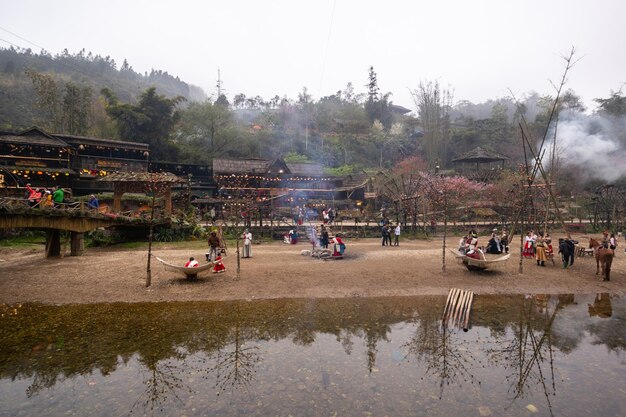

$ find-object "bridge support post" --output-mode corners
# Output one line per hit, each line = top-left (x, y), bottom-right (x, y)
(45, 229), (61, 258)
(70, 232), (84, 256)
(113, 189), (123, 212)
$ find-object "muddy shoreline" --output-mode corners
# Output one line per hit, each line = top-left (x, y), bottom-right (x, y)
(0, 236), (623, 305)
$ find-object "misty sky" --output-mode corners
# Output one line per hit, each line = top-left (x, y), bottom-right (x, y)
(1, 0), (625, 111)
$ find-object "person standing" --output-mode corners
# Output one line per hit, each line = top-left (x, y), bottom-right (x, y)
(207, 231), (220, 261)
(209, 207), (216, 224)
(242, 229), (252, 258)
(566, 238), (577, 266)
(212, 255), (226, 273)
(25, 183), (40, 207)
(535, 235), (547, 267)
(87, 194), (99, 210)
(41, 190), (54, 208)
(52, 186), (64, 207)
(320, 225), (329, 249)
(523, 231), (535, 258)
(328, 208), (335, 225)
(558, 238), (571, 269)
(394, 223), (401, 246)
(381, 224), (388, 246)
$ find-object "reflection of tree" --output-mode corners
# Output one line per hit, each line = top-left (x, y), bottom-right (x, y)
(207, 323), (262, 396)
(403, 313), (477, 399)
(131, 355), (193, 415)
(487, 296), (561, 417)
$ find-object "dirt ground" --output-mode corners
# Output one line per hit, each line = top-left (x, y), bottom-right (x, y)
(0, 234), (623, 305)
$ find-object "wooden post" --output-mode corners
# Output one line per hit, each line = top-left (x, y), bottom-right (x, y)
(45, 229), (61, 258)
(70, 232), (84, 256)
(164, 186), (172, 215)
(113, 188), (123, 212)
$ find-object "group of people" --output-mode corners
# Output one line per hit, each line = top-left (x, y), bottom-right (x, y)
(23, 184), (101, 211)
(379, 217), (401, 246)
(24, 184), (65, 208)
(192, 228), (253, 274)
(523, 230), (559, 267)
(204, 230), (226, 273)
(458, 230), (482, 259)
(314, 225), (346, 257)
(322, 207), (336, 225)
(485, 228), (509, 254)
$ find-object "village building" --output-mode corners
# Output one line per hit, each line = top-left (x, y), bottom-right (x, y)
(0, 127), (74, 189)
(55, 133), (149, 194)
(0, 127), (149, 194)
(452, 146), (509, 182)
(200, 157), (364, 222)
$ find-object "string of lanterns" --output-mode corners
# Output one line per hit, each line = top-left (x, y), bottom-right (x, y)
(10, 169), (70, 181)
(81, 168), (109, 177)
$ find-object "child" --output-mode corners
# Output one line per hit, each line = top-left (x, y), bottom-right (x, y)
(212, 255), (226, 273)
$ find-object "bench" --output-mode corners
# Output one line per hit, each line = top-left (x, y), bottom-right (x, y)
(576, 246), (594, 257)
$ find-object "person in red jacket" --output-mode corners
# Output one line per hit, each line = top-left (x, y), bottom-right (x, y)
(212, 255), (226, 273)
(25, 184), (41, 207)
(332, 234), (345, 257)
(184, 257), (199, 268)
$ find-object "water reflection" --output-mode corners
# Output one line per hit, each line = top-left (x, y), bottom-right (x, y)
(403, 307), (478, 399)
(0, 295), (624, 417)
(588, 293), (612, 318)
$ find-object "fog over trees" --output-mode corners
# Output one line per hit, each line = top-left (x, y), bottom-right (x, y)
(1, 47), (625, 196)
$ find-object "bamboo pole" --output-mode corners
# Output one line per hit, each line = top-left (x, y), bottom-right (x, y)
(463, 293), (474, 332)
(455, 290), (470, 328)
(452, 290), (469, 328)
(459, 290), (472, 328)
(443, 288), (460, 325)
(457, 290), (470, 328)
(442, 288), (457, 326)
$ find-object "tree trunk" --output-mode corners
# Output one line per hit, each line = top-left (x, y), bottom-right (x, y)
(146, 192), (156, 287)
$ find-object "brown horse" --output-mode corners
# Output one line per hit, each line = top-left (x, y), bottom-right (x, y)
(589, 238), (614, 281)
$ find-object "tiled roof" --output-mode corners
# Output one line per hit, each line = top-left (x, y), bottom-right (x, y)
(56, 134), (149, 151)
(452, 146), (509, 162)
(0, 127), (69, 147)
(98, 171), (184, 183)
(213, 158), (271, 174)
(285, 162), (324, 176)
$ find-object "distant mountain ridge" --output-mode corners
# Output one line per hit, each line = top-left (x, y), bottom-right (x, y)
(0, 47), (206, 130)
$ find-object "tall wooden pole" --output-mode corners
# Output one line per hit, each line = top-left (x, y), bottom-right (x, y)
(146, 186), (156, 287)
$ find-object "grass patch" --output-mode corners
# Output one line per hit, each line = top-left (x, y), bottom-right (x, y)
(0, 232), (46, 247)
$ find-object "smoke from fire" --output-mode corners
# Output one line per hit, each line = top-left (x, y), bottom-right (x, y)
(544, 110), (626, 183)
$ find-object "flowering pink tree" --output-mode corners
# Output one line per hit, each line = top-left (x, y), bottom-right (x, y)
(419, 173), (493, 272)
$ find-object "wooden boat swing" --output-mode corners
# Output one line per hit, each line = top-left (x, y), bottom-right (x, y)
(449, 249), (511, 271)
(155, 256), (218, 279)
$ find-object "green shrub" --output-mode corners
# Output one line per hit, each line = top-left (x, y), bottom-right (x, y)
(86, 229), (116, 247)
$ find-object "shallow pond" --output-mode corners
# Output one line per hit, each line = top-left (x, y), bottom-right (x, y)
(0, 294), (624, 417)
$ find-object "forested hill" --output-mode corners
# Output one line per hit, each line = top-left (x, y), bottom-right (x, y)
(0, 47), (206, 130)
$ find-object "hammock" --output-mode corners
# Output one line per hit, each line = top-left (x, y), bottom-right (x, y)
(449, 249), (511, 271)
(155, 256), (217, 277)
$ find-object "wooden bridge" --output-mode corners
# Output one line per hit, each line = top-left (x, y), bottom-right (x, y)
(0, 197), (153, 257)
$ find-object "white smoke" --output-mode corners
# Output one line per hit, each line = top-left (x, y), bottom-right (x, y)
(544, 111), (626, 182)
